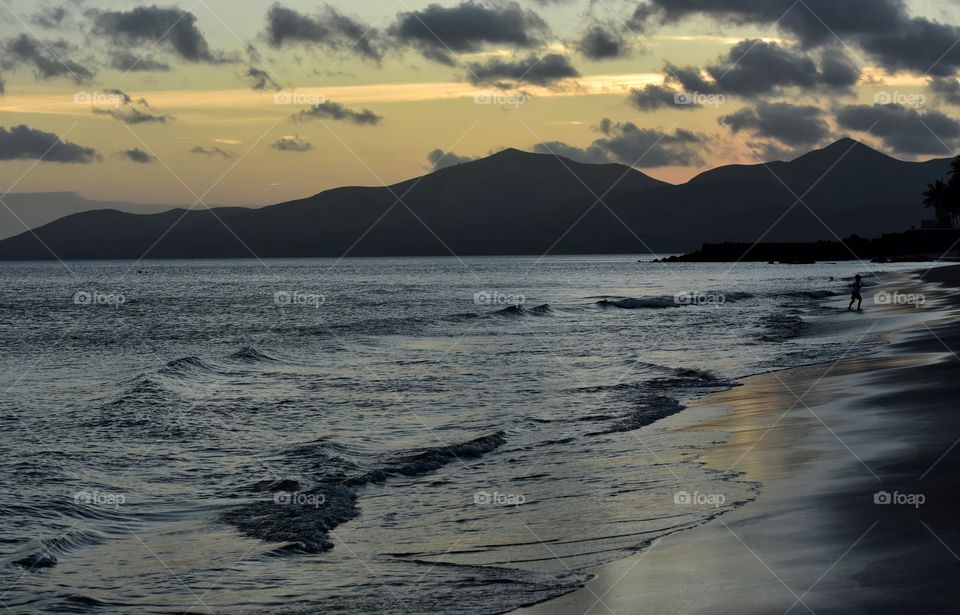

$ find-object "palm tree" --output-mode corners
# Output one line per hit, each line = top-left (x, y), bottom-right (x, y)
(923, 156), (960, 228)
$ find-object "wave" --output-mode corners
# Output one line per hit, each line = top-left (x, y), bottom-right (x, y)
(596, 297), (677, 309)
(775, 289), (835, 300)
(221, 485), (359, 554)
(494, 304), (556, 317)
(577, 365), (732, 435)
(347, 431), (507, 486)
(758, 312), (805, 342)
(222, 432), (508, 554)
(596, 292), (753, 310)
(158, 355), (216, 377)
(227, 347), (280, 364)
(590, 395), (684, 435)
(5, 528), (110, 571)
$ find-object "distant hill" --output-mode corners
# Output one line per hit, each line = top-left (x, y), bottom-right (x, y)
(0, 139), (950, 259)
(0, 193), (191, 240)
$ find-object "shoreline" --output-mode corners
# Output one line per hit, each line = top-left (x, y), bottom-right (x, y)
(515, 265), (960, 614)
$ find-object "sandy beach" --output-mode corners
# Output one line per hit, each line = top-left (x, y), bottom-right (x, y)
(516, 265), (960, 614)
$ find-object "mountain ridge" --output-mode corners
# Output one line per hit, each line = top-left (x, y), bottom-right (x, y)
(0, 139), (950, 259)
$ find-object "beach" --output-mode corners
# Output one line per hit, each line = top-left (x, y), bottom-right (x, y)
(516, 265), (960, 614)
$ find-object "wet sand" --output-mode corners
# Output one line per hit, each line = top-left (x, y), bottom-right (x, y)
(516, 265), (960, 614)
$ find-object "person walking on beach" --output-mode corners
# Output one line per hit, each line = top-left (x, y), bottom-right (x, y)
(848, 274), (864, 311)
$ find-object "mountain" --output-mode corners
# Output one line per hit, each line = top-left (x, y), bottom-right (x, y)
(0, 193), (195, 240)
(0, 139), (950, 260)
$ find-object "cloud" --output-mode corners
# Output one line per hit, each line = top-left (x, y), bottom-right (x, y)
(466, 53), (578, 87)
(1, 34), (94, 82)
(88, 5), (231, 64)
(107, 51), (171, 72)
(272, 136), (312, 152)
(264, 3), (382, 62)
(631, 0), (960, 77)
(292, 101), (382, 125)
(118, 148), (156, 164)
(532, 140), (609, 164)
(189, 146), (234, 158)
(93, 107), (171, 124)
(31, 6), (69, 29)
(390, 1), (548, 65)
(719, 101), (830, 148)
(534, 120), (707, 168)
(91, 94), (172, 124)
(628, 84), (697, 111)
(244, 66), (281, 91)
(835, 103), (960, 155)
(0, 124), (99, 163)
(703, 40), (859, 96)
(577, 24), (628, 60)
(929, 77), (960, 105)
(427, 148), (475, 170)
(0, 76), (5, 95)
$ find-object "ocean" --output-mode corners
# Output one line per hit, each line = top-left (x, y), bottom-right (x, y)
(0, 256), (924, 613)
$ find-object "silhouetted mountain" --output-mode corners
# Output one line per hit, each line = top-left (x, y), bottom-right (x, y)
(0, 139), (950, 259)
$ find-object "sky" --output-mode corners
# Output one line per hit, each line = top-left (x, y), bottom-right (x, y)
(1, 0), (959, 207)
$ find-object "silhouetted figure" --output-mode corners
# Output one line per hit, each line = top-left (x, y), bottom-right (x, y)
(848, 274), (863, 311)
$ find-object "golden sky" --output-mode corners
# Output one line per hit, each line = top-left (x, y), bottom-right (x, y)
(0, 0), (953, 206)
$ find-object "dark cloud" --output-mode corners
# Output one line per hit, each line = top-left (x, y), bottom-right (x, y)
(719, 101), (830, 147)
(704, 40), (858, 96)
(630, 0), (960, 77)
(244, 66), (281, 91)
(835, 103), (960, 155)
(264, 3), (382, 62)
(427, 148), (475, 170)
(1, 34), (94, 82)
(663, 62), (719, 94)
(118, 148), (155, 164)
(930, 77), (960, 105)
(101, 88), (133, 105)
(189, 146), (234, 158)
(628, 84), (699, 111)
(577, 24), (627, 60)
(31, 6), (69, 29)
(532, 140), (609, 164)
(91, 94), (171, 124)
(93, 106), (171, 124)
(390, 1), (548, 66)
(88, 5), (230, 64)
(466, 53), (578, 87)
(0, 124), (99, 163)
(534, 120), (707, 168)
(108, 51), (171, 72)
(0, 76), (5, 95)
(272, 136), (312, 152)
(292, 101), (383, 125)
